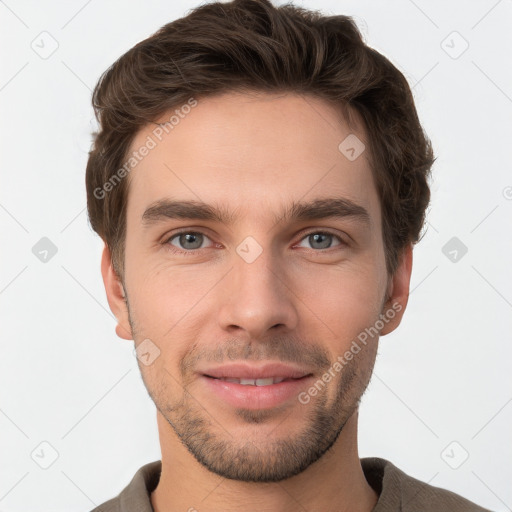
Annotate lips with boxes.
[207,376,300,386]
[200,374,313,410]
[200,362,311,381]
[198,362,314,410]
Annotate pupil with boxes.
[311,233,330,249]
[181,233,202,249]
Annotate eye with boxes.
[165,231,213,253]
[163,229,347,256]
[296,231,346,250]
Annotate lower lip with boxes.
[200,375,313,410]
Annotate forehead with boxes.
[125,91,380,225]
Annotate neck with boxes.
[151,409,378,512]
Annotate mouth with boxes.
[198,364,314,410]
[203,375,307,386]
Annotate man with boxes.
[85,0,492,510]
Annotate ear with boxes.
[100,243,133,340]
[380,243,413,336]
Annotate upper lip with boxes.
[199,362,312,380]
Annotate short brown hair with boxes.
[86,0,435,279]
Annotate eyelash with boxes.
[162,229,348,256]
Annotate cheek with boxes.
[290,264,385,367]
[296,258,384,317]
[126,258,219,342]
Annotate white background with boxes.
[1,0,511,511]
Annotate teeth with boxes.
[217,377,288,386]
[255,378,274,386]
[240,378,256,385]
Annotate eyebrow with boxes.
[141,197,371,229]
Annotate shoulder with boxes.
[361,457,494,512]
[89,460,162,512]
[89,496,119,512]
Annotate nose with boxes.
[217,246,299,339]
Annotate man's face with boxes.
[109,92,405,482]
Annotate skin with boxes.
[101,91,413,512]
